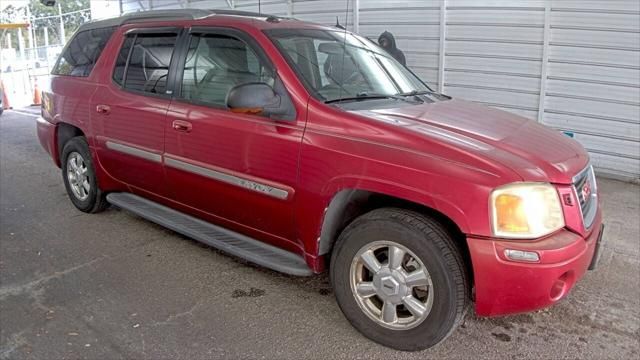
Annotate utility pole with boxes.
[17,28,25,60]
[17,28,26,93]
[58,2,65,44]
[31,23,38,56]
[25,6,34,62]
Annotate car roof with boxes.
[78,9,332,32]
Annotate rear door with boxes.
[91,28,181,196]
[163,27,305,245]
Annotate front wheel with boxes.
[330,208,469,351]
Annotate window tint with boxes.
[113,36,134,85]
[53,26,116,77]
[180,34,274,106]
[123,34,177,94]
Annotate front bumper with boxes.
[468,208,603,317]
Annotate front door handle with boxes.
[96,104,111,115]
[172,120,192,133]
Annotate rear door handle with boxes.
[96,104,111,115]
[172,120,192,133]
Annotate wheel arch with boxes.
[317,186,473,289]
[56,122,85,166]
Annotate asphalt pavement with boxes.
[1,108,639,359]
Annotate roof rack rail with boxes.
[78,9,213,32]
[121,9,213,25]
[211,9,267,17]
[77,9,285,33]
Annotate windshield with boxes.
[266,29,432,103]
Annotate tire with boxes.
[61,137,109,213]
[330,208,469,351]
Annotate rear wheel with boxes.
[330,208,469,351]
[61,137,109,213]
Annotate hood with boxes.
[353,99,589,184]
[378,31,397,50]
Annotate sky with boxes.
[1,1,121,12]
[1,1,29,11]
[1,0,120,20]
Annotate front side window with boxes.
[180,33,274,107]
[115,33,178,94]
[53,26,116,77]
[267,29,431,103]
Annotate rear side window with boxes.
[52,26,116,77]
[113,33,178,94]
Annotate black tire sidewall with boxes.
[61,137,100,213]
[331,213,462,351]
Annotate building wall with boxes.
[119,0,640,181]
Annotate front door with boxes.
[164,28,305,245]
[92,28,180,196]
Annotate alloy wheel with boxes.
[349,240,434,330]
[66,152,90,201]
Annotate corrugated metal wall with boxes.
[544,1,640,180]
[120,0,640,181]
[120,0,232,13]
[358,1,441,88]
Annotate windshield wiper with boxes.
[397,89,451,102]
[325,92,415,104]
[396,90,436,97]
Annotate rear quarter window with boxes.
[52,26,116,77]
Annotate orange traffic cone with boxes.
[0,79,12,109]
[32,79,42,106]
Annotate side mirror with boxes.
[226,82,292,120]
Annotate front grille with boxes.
[572,165,598,229]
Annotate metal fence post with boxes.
[537,0,551,123]
[437,0,447,93]
[353,0,359,33]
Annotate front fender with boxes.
[295,174,472,273]
[322,175,470,234]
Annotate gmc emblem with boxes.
[581,180,592,200]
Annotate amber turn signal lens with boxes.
[495,194,529,233]
[490,182,565,239]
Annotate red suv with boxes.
[37,10,604,351]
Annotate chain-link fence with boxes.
[1,5,90,108]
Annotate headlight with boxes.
[490,182,565,239]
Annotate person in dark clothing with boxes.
[378,31,406,66]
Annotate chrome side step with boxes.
[106,193,313,276]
